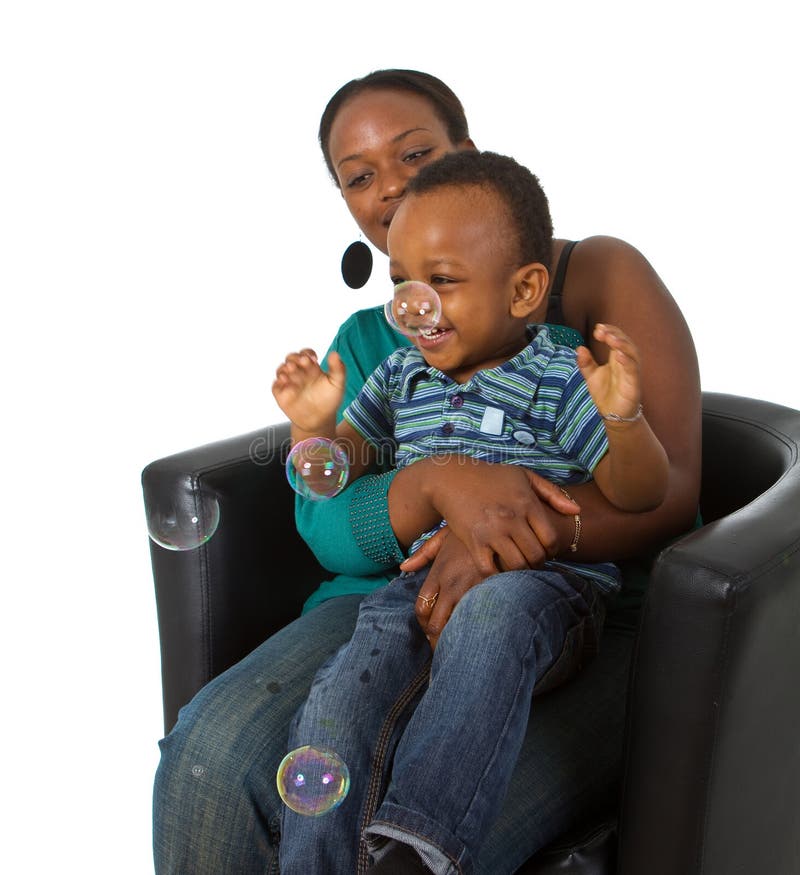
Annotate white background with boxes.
[2,1,797,871]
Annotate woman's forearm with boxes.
[565,463,698,562]
[296,469,406,574]
[386,458,447,550]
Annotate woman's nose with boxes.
[378,166,410,200]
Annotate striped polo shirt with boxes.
[343,325,621,594]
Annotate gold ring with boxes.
[416,593,439,609]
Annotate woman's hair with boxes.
[407,150,554,269]
[319,69,470,185]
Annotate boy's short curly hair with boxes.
[406,150,553,269]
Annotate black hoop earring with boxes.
[341,240,373,289]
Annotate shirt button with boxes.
[451,394,464,409]
[441,422,455,436]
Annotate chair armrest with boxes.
[618,394,800,875]
[142,422,325,733]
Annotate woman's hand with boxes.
[414,461,579,576]
[400,466,581,577]
[441,465,567,574]
[413,528,485,650]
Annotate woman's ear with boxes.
[510,263,549,318]
[457,137,478,152]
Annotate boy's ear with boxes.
[510,263,549,318]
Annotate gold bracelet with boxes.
[558,487,582,553]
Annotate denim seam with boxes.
[356,659,432,874]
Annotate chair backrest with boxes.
[699,392,793,524]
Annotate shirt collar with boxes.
[395,325,556,401]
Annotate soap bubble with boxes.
[276,745,350,816]
[384,281,442,337]
[147,487,220,551]
[286,437,349,501]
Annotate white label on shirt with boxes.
[479,406,505,435]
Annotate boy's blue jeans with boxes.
[278,568,606,875]
[153,572,632,875]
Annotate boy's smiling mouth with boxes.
[417,326,452,347]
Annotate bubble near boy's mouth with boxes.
[384,281,443,338]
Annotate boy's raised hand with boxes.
[576,323,643,421]
[272,349,347,433]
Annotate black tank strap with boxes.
[546,240,579,325]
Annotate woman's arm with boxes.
[295,470,406,577]
[565,236,701,548]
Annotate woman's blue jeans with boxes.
[153,573,633,875]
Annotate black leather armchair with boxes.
[143,392,800,874]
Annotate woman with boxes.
[153,69,701,874]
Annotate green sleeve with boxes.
[294,470,406,575]
[294,308,408,576]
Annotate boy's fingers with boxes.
[575,345,598,379]
[325,350,347,385]
[283,349,319,369]
[595,324,639,359]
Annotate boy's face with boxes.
[388,185,534,384]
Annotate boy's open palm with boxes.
[576,323,642,420]
[272,349,347,432]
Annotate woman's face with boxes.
[327,89,472,254]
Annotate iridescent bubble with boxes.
[276,745,350,816]
[286,437,349,501]
[384,281,442,337]
[146,487,220,551]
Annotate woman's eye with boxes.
[403,148,434,164]
[346,172,371,189]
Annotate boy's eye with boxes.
[430,275,454,285]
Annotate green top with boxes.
[294,304,690,633]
